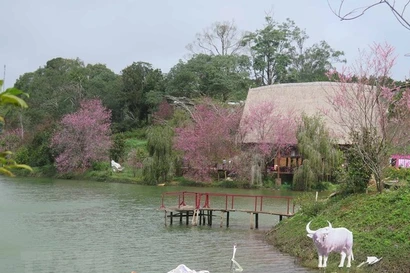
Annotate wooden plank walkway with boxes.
[159,191,295,229]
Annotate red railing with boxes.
[160,191,295,215]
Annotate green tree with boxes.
[243,17,296,85]
[143,125,174,184]
[14,58,123,134]
[166,54,252,101]
[287,40,345,83]
[243,17,345,85]
[121,62,165,128]
[337,137,372,194]
[293,115,342,191]
[109,133,126,162]
[15,58,86,122]
[81,63,123,127]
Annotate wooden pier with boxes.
[159,191,295,229]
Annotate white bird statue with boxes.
[357,256,382,267]
[230,244,243,272]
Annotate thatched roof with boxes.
[241,81,356,145]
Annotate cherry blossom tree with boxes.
[326,42,410,192]
[241,101,297,162]
[238,101,298,185]
[50,99,112,173]
[174,99,242,181]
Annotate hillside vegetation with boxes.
[267,188,410,272]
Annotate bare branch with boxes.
[186,20,245,56]
[328,0,410,30]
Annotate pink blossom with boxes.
[50,99,112,173]
[174,100,242,181]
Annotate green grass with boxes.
[125,138,147,149]
[266,187,410,272]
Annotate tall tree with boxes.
[121,62,165,128]
[50,99,112,173]
[326,42,410,192]
[14,58,86,131]
[287,40,346,83]
[293,115,342,191]
[186,20,245,56]
[243,17,296,85]
[166,54,252,101]
[82,63,123,126]
[243,17,344,85]
[14,58,122,133]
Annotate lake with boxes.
[0,177,317,273]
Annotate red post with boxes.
[203,193,210,208]
[160,194,165,208]
[181,192,186,207]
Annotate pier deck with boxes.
[159,191,295,229]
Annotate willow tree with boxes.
[143,125,174,185]
[293,115,342,191]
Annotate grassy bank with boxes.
[266,188,410,272]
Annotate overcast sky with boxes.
[2,0,410,88]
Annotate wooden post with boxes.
[186,211,189,225]
[179,212,182,224]
[277,150,281,179]
[170,212,173,225]
[226,211,230,227]
[255,213,259,229]
[279,215,283,222]
[192,209,199,226]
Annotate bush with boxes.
[92,161,110,171]
[384,167,410,182]
[110,133,126,162]
[337,148,371,194]
[85,170,110,181]
[313,181,338,191]
[295,193,329,217]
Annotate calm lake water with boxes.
[0,177,317,273]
